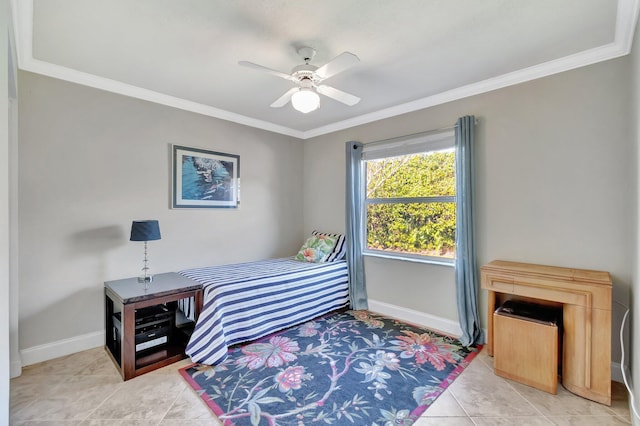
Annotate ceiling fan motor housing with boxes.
[291,64,318,82]
[292,47,319,82]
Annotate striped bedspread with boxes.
[179,257,349,365]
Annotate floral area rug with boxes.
[179,310,480,426]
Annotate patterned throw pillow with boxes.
[295,235,338,263]
[312,230,346,261]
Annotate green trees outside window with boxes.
[365,149,456,259]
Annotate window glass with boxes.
[364,145,456,262]
[366,150,455,198]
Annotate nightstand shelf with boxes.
[104,272,203,380]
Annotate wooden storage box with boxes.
[493,301,559,394]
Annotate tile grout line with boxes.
[446,387,472,419]
[159,380,191,423]
[468,353,554,422]
[79,374,126,422]
[501,373,551,419]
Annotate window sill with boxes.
[363,251,455,267]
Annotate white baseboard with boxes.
[612,362,624,384]
[367,299,463,337]
[19,330,105,367]
[10,359,22,378]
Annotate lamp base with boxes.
[138,275,153,290]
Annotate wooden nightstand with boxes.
[104,272,203,380]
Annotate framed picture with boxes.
[172,145,240,209]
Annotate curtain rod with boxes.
[363,118,478,148]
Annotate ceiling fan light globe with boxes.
[291,89,320,113]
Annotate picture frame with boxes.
[172,145,240,209]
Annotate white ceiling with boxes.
[11,0,640,139]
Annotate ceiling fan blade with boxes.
[316,85,360,106]
[238,61,296,81]
[270,87,299,108]
[314,52,360,80]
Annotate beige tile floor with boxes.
[10,346,632,425]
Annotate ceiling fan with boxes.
[239,47,361,113]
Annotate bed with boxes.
[178,231,350,365]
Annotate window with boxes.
[363,130,456,264]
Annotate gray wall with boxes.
[17,71,304,351]
[304,56,632,363]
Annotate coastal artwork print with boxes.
[172,145,240,208]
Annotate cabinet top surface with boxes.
[105,272,202,303]
[481,260,611,286]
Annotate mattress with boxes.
[179,257,349,365]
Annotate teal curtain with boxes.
[345,141,368,309]
[455,116,484,346]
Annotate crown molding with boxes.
[301,40,630,139]
[617,0,640,50]
[25,58,306,138]
[11,0,640,140]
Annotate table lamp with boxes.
[130,220,161,288]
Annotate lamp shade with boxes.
[130,220,161,241]
[291,89,320,113]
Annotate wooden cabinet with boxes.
[481,260,612,405]
[104,272,203,380]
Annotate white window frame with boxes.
[362,130,456,266]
